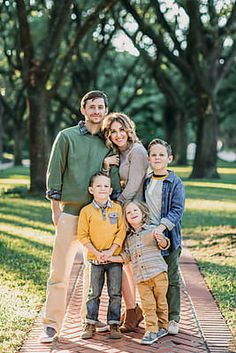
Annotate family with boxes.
[40,90,185,346]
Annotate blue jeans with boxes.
[86,262,122,325]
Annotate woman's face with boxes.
[110,121,128,150]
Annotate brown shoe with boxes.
[120,304,144,333]
[81,323,95,339]
[109,324,122,339]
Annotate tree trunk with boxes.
[190,94,219,178]
[13,127,24,166]
[163,105,187,165]
[175,112,187,165]
[28,86,49,192]
[0,101,3,161]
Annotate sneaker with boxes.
[39,326,57,343]
[140,331,158,345]
[157,328,168,339]
[81,323,95,339]
[95,320,109,332]
[168,320,179,335]
[109,324,122,339]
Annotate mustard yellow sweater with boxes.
[77,201,126,260]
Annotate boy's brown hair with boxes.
[148,138,172,156]
[89,171,111,187]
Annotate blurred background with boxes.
[0,0,236,190]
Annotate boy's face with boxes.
[89,175,112,203]
[125,202,143,229]
[80,97,108,126]
[148,144,173,174]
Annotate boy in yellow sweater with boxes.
[78,172,126,340]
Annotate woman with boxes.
[102,112,149,332]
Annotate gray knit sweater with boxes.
[117,142,148,203]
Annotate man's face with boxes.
[80,97,108,125]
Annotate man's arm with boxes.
[46,131,68,201]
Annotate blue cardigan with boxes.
[144,170,185,256]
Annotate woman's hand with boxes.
[103,155,120,170]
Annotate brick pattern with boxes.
[19,248,235,353]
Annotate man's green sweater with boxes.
[46,122,120,215]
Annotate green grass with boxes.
[0,167,54,353]
[0,162,235,352]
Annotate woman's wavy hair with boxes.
[123,200,150,232]
[102,112,140,152]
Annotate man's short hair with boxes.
[81,90,108,109]
[89,171,111,187]
[148,138,172,156]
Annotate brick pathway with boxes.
[19,246,236,353]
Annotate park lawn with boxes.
[0,162,235,352]
[0,167,54,353]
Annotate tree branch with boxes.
[15,0,34,84]
[50,0,118,93]
[150,0,183,54]
[121,0,190,77]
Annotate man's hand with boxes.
[51,200,62,226]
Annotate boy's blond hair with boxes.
[148,138,172,156]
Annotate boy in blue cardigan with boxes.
[144,138,185,335]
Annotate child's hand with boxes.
[95,251,106,263]
[152,230,168,248]
[107,255,116,262]
[101,249,114,261]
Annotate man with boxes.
[40,90,120,343]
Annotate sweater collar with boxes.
[78,120,104,139]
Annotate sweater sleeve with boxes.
[118,144,148,203]
[77,207,91,245]
[160,179,185,230]
[46,131,68,200]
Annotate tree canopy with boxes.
[1,0,236,191]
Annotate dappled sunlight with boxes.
[0,223,54,245]
[218,167,236,175]
[0,214,54,233]
[185,181,236,190]
[0,178,29,185]
[185,198,236,211]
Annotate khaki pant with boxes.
[80,248,90,323]
[43,213,80,332]
[137,272,169,332]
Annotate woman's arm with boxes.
[118,144,148,203]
